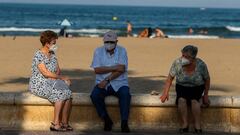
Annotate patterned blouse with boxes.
[169,57,210,87]
[29,50,71,102]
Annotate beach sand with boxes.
[0,36,239,96]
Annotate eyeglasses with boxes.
[104,41,116,44]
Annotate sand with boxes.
[0,36,239,96]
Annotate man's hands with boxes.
[97,80,109,89]
[94,64,125,74]
[113,65,125,73]
[95,64,125,89]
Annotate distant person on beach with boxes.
[126,20,133,37]
[59,26,68,37]
[188,28,194,34]
[199,30,208,35]
[29,30,73,132]
[138,28,148,38]
[160,45,210,134]
[147,27,153,37]
[138,27,153,38]
[155,27,167,38]
[90,31,131,133]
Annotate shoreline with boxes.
[0,34,237,39]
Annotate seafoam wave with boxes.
[226,26,240,32]
[0,27,112,34]
[0,27,224,39]
[134,33,219,39]
[67,29,111,34]
[78,34,100,37]
[168,35,219,39]
[0,27,59,32]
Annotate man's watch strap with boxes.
[104,78,110,83]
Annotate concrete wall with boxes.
[0,92,239,132]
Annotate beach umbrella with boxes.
[60,19,71,27]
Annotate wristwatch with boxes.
[104,78,110,83]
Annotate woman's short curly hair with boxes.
[40,30,58,46]
[181,45,198,59]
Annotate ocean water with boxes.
[0,3,240,38]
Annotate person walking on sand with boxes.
[90,31,131,133]
[126,20,133,37]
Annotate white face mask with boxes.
[181,57,191,66]
[49,44,58,52]
[104,43,116,51]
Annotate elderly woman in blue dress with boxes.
[160,45,210,133]
[29,30,73,131]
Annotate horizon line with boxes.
[0,2,240,9]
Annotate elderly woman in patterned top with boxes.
[29,30,73,131]
[160,45,210,133]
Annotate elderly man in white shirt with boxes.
[90,31,131,133]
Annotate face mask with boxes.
[104,43,116,51]
[49,44,58,52]
[181,57,190,66]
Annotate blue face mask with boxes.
[104,43,116,51]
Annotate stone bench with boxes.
[0,92,240,133]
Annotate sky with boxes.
[0,0,240,9]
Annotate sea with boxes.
[0,3,240,38]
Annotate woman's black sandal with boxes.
[194,128,202,134]
[179,127,189,133]
[62,123,73,131]
[50,122,67,132]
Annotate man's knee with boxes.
[118,86,131,98]
[90,87,104,101]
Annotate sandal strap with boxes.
[66,125,73,129]
[50,122,67,131]
[61,123,73,130]
[51,122,62,126]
